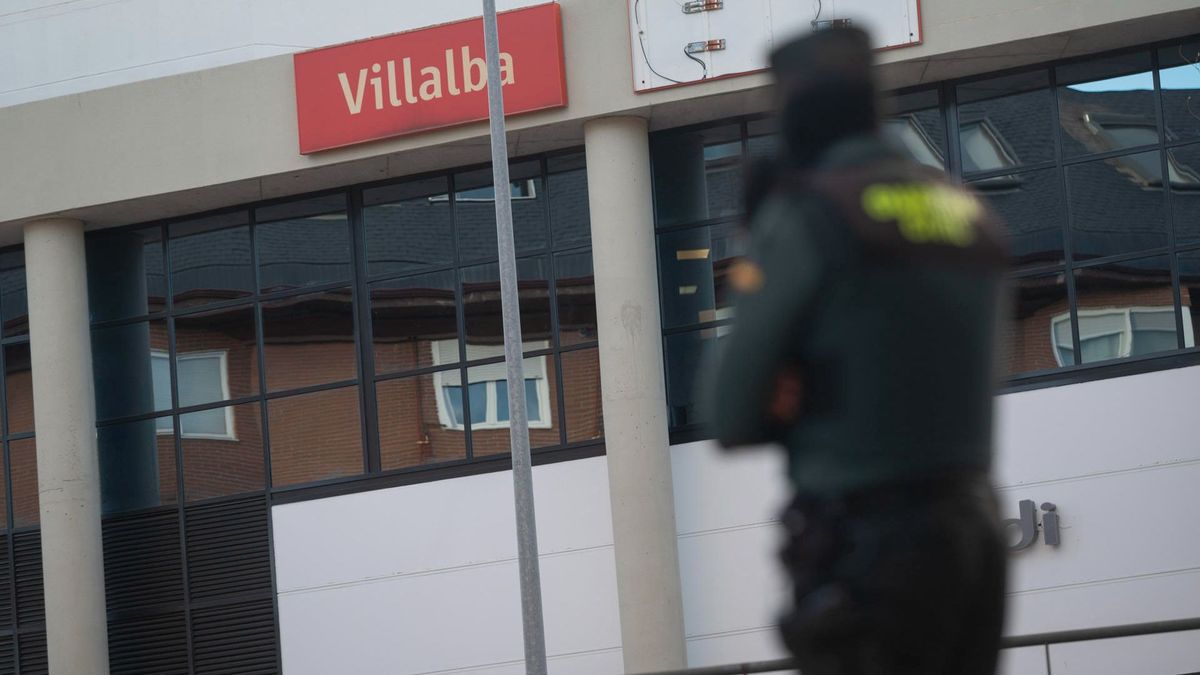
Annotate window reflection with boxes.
[261,288,357,392]
[971,168,1064,269]
[169,213,253,308]
[174,305,259,402]
[555,251,597,347]
[883,89,946,171]
[1158,41,1200,144]
[87,227,165,321]
[453,161,546,262]
[548,154,592,248]
[97,414,177,513]
[255,196,351,293]
[1004,273,1072,374]
[1067,255,1180,365]
[377,373,467,470]
[1176,249,1200,349]
[10,438,38,527]
[268,386,363,487]
[92,319,170,421]
[0,250,28,338]
[665,328,722,428]
[958,70,1054,171]
[371,270,458,376]
[462,360,559,456]
[181,402,264,501]
[1067,152,1168,260]
[561,348,603,444]
[1058,53,1157,159]
[461,258,552,351]
[1170,144,1200,246]
[5,343,33,435]
[658,223,743,330]
[364,178,453,278]
[652,124,743,227]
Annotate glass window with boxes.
[1067,152,1168,260]
[371,270,458,376]
[1057,52,1157,159]
[173,304,259,400]
[181,401,264,501]
[150,352,234,438]
[92,319,170,421]
[1178,248,1200,348]
[1068,255,1178,364]
[97,414,178,512]
[255,196,351,293]
[169,212,253,308]
[1159,41,1200,144]
[1004,272,1072,374]
[10,438,38,527]
[4,343,33,435]
[548,153,592,248]
[970,168,1064,269]
[462,360,558,456]
[261,288,357,392]
[268,386,363,487]
[87,227,165,321]
[376,373,467,470]
[658,224,742,330]
[958,70,1055,171]
[555,250,597,347]
[0,250,28,338]
[665,328,724,428]
[883,89,946,170]
[561,348,602,444]
[1170,144,1200,246]
[652,124,743,227]
[461,257,552,351]
[453,161,546,262]
[363,177,454,278]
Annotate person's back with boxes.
[710,27,1009,675]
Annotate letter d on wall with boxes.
[1003,499,1039,551]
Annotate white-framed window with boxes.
[428,179,538,203]
[431,340,552,430]
[883,115,945,170]
[150,350,236,439]
[1051,306,1195,366]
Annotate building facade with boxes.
[2,1,1200,673]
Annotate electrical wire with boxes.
[634,0,707,85]
[683,47,709,80]
[1181,45,1200,124]
[814,0,822,22]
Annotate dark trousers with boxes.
[778,476,1007,675]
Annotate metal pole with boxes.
[480,2,549,673]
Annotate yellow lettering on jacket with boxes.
[861,183,981,247]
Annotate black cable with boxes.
[683,47,708,80]
[635,0,703,85]
[814,0,822,22]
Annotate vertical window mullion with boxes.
[347,188,379,474]
[1151,48,1188,349]
[1049,66,1084,364]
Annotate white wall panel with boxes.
[1048,629,1200,675]
[273,456,620,675]
[998,646,1049,675]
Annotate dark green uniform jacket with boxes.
[711,134,1007,496]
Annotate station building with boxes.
[1,0,1200,673]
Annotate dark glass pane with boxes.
[92,319,169,421]
[548,153,591,248]
[10,438,38,527]
[255,196,351,292]
[5,343,33,434]
[957,70,1054,172]
[174,304,259,402]
[1068,152,1168,260]
[268,386,363,487]
[652,124,743,227]
[1072,255,1178,364]
[658,224,742,329]
[1159,41,1200,144]
[0,445,6,530]
[1004,272,1072,374]
[555,251,596,347]
[454,161,546,262]
[364,177,454,277]
[1169,144,1200,246]
[665,328,723,428]
[86,226,165,321]
[182,401,264,501]
[464,358,558,456]
[261,288,357,392]
[97,414,178,513]
[377,373,467,470]
[0,249,28,338]
[169,212,253,308]
[1057,53,1157,159]
[462,257,552,354]
[970,168,1064,269]
[883,88,946,171]
[561,348,603,444]
[371,270,458,376]
[1178,249,1200,349]
[747,117,780,161]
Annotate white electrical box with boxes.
[629,0,921,92]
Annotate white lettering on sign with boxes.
[337,47,514,115]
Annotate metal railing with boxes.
[635,617,1200,675]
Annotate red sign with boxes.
[293,3,567,154]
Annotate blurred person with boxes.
[711,27,1010,675]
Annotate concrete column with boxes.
[24,218,111,675]
[585,116,687,673]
